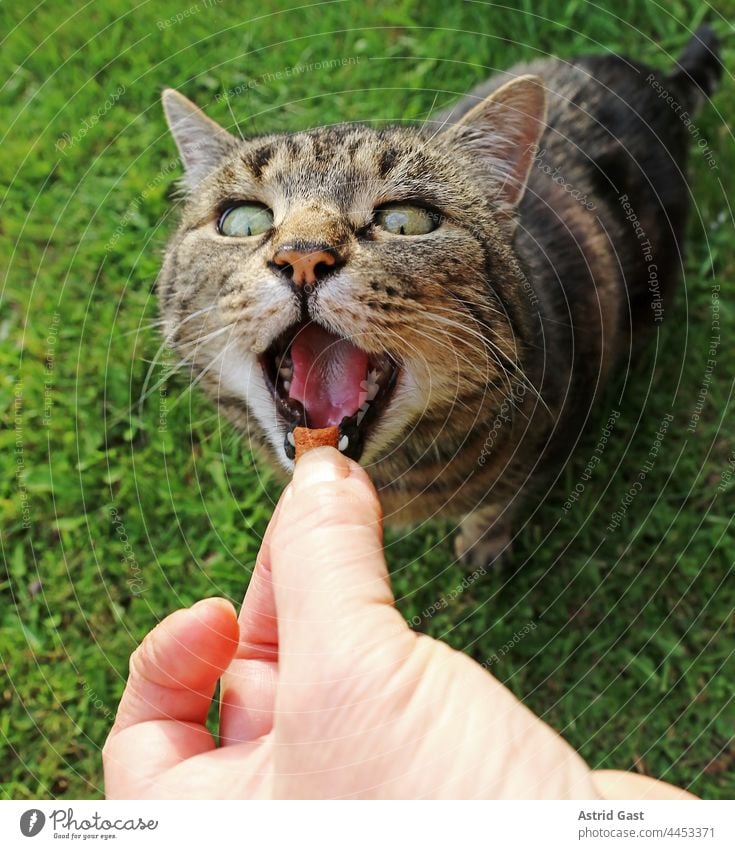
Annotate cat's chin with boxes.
[258,319,399,463]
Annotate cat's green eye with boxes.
[218,203,274,237]
[374,204,440,236]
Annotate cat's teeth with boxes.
[357,408,368,426]
[283,380,291,391]
[287,431,295,447]
[280,366,293,379]
[359,371,380,402]
[338,434,349,452]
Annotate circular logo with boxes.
[20,810,46,837]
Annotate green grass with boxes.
[1,0,734,799]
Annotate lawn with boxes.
[1,0,733,800]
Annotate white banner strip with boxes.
[1,800,734,847]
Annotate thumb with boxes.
[268,447,410,682]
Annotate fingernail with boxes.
[293,446,350,490]
[191,597,234,616]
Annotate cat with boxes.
[158,26,721,567]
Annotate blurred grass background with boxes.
[1,0,733,799]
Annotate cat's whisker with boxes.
[392,315,503,393]
[174,322,238,354]
[225,96,246,141]
[430,301,535,389]
[135,321,237,417]
[176,409,238,441]
[121,318,168,337]
[419,97,457,146]
[418,312,517,388]
[417,319,528,421]
[425,309,549,416]
[441,287,511,323]
[165,304,220,341]
[426,306,522,390]
[378,327,474,425]
[103,353,200,432]
[162,316,246,413]
[124,304,219,339]
[165,340,238,414]
[378,316,484,366]
[381,325,497,420]
[134,336,188,419]
[424,330,512,410]
[406,323,498,385]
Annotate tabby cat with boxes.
[158,27,721,566]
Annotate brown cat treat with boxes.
[293,425,339,462]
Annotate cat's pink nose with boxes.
[272,245,337,288]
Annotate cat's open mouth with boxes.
[259,321,399,462]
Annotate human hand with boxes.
[103,448,683,799]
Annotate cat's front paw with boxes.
[454,525,513,569]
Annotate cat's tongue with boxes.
[289,324,369,427]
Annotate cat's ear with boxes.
[450,75,547,209]
[161,88,237,190]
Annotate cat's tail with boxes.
[666,24,723,114]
